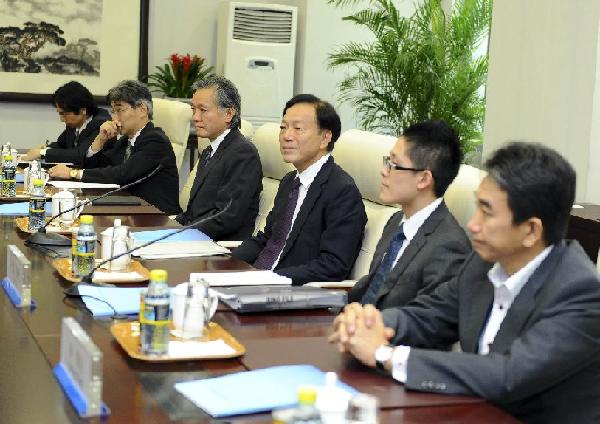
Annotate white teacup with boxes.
[100,225,133,271]
[51,189,85,225]
[172,281,218,339]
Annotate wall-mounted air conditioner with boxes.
[217,1,298,126]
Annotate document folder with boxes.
[212,285,347,313]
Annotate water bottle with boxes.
[1,154,16,197]
[28,178,46,231]
[72,215,96,277]
[275,386,322,424]
[140,269,171,355]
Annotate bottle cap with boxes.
[297,385,317,405]
[80,215,93,224]
[150,269,168,282]
[4,154,13,161]
[114,218,121,227]
[33,178,44,186]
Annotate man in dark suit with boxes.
[23,81,110,166]
[48,80,181,215]
[233,94,367,285]
[176,76,262,241]
[330,143,600,423]
[348,121,470,309]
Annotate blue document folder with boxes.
[174,365,357,417]
[132,228,211,243]
[0,201,51,215]
[78,285,145,317]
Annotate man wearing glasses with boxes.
[49,80,181,215]
[347,120,470,309]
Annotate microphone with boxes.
[64,200,232,296]
[27,163,163,246]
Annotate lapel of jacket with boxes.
[279,156,334,259]
[489,242,565,353]
[463,270,495,353]
[374,202,450,301]
[189,129,238,203]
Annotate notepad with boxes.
[132,228,211,244]
[77,285,145,317]
[174,365,357,417]
[189,270,292,287]
[0,202,51,216]
[48,181,119,189]
[133,241,229,259]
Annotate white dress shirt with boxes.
[271,153,331,269]
[208,128,231,158]
[390,244,554,383]
[391,198,443,268]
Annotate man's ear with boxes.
[416,169,434,192]
[319,129,332,151]
[521,217,544,248]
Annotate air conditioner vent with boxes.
[233,7,293,43]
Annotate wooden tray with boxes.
[111,321,245,362]
[15,216,79,234]
[51,258,150,284]
[0,188,52,201]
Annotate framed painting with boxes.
[0,0,149,103]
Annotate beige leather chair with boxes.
[152,98,192,170]
[444,164,487,230]
[178,119,255,210]
[333,129,400,280]
[251,123,295,234]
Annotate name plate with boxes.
[52,317,110,417]
[2,245,31,307]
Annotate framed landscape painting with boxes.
[0,0,148,102]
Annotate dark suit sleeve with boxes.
[276,182,366,284]
[195,145,262,239]
[418,237,471,297]
[82,135,163,185]
[232,176,285,263]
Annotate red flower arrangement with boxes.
[147,53,215,98]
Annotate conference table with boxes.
[0,193,520,423]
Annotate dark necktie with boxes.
[199,146,213,169]
[361,224,406,305]
[124,142,133,161]
[73,130,80,147]
[254,177,301,270]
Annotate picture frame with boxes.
[0,0,149,103]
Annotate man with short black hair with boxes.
[233,94,367,285]
[176,76,262,241]
[48,80,181,215]
[24,81,110,165]
[331,142,600,423]
[348,120,471,309]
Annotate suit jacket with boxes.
[348,202,471,309]
[45,108,111,166]
[82,122,181,215]
[382,240,600,424]
[234,157,367,285]
[176,129,262,241]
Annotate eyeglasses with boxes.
[110,106,132,115]
[382,156,426,173]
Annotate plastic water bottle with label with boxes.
[28,178,46,231]
[1,154,16,197]
[140,269,171,355]
[72,215,96,277]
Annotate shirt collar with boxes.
[296,154,330,188]
[488,245,554,297]
[76,115,93,135]
[401,198,443,242]
[128,122,149,146]
[209,128,231,154]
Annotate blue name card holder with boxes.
[2,245,35,308]
[52,317,110,418]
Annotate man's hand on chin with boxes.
[48,164,71,179]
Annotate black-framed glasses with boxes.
[383,156,426,173]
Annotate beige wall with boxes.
[483,0,600,202]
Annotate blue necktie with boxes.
[361,224,406,305]
[254,177,301,270]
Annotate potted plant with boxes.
[327,0,492,157]
[146,53,215,100]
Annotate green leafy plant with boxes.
[327,0,492,155]
[146,53,215,98]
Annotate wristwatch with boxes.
[69,169,79,180]
[375,344,394,371]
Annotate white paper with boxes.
[91,270,143,283]
[133,241,229,259]
[168,339,235,358]
[190,270,292,287]
[48,181,120,189]
[572,204,583,209]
